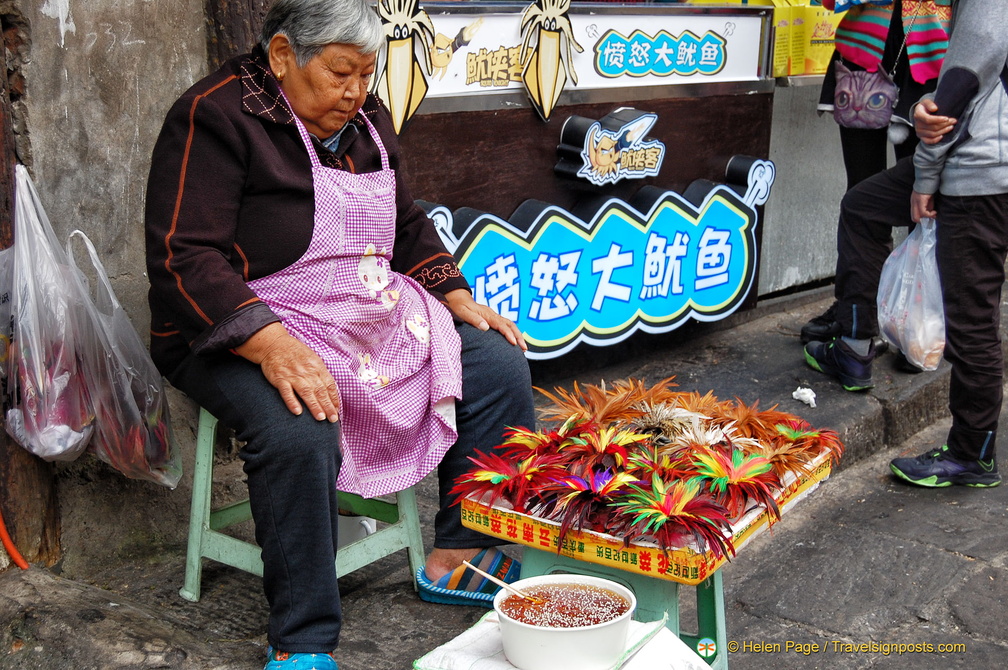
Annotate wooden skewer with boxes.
[462,559,543,604]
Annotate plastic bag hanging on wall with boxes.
[4,165,94,461]
[66,231,182,489]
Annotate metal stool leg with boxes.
[180,407,426,600]
[396,486,425,590]
[179,407,218,602]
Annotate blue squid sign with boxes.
[425,157,775,359]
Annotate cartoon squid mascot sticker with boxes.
[520,0,583,121]
[430,18,484,80]
[580,113,662,185]
[373,0,435,134]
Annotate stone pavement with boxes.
[1,287,1006,670]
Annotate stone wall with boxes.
[13,0,207,575]
[20,0,206,320]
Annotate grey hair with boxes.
[260,0,384,65]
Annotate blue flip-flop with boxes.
[416,547,521,607]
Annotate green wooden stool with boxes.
[520,548,728,669]
[180,407,426,602]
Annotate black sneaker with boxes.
[800,302,840,343]
[890,445,1001,488]
[804,338,875,391]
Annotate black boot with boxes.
[800,302,840,343]
[800,301,889,354]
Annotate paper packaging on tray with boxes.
[461,449,832,586]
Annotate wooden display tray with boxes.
[461,449,833,585]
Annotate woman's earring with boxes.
[276,72,285,82]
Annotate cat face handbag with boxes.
[833,2,923,130]
[833,60,899,130]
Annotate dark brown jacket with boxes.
[145,47,467,375]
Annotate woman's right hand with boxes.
[236,322,341,422]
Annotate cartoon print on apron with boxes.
[247,107,462,498]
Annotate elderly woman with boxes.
[144,1,534,667]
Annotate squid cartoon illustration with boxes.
[520,0,584,121]
[430,18,484,80]
[580,114,659,185]
[373,0,435,134]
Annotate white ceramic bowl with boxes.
[493,574,636,670]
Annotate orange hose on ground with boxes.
[0,505,29,569]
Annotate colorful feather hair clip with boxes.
[450,449,569,513]
[663,414,728,456]
[557,424,650,472]
[626,442,694,483]
[774,420,845,465]
[672,390,730,419]
[536,376,679,426]
[709,398,790,446]
[629,402,708,448]
[535,467,638,540]
[687,444,782,522]
[743,434,819,480]
[613,475,735,561]
[497,416,591,460]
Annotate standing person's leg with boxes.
[839,125,890,191]
[833,157,917,338]
[418,323,534,604]
[890,193,1008,487]
[892,133,920,163]
[805,158,916,390]
[169,353,345,656]
[802,127,894,343]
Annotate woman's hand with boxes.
[444,288,527,351]
[236,322,341,421]
[914,99,956,146]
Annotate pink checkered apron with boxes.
[246,111,462,498]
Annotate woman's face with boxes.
[271,37,377,139]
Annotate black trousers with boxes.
[838,124,918,191]
[834,156,1008,461]
[169,323,535,653]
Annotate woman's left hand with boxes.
[445,288,527,351]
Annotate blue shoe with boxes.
[804,338,875,391]
[890,445,1001,488]
[416,547,521,607]
[265,647,338,669]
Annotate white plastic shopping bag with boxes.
[5,165,94,460]
[876,217,945,371]
[66,230,181,488]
